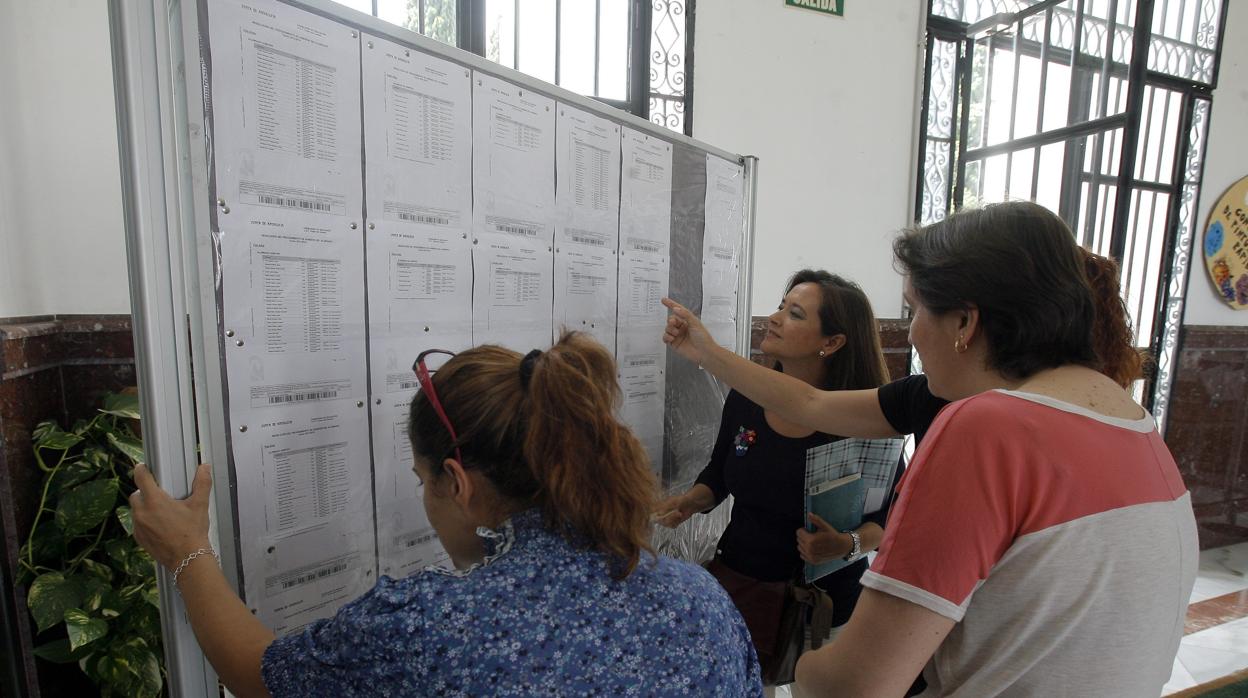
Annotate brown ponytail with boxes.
[408,331,657,579]
[1080,249,1148,388]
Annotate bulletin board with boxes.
[108,0,755,693]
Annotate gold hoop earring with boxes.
[954,337,968,353]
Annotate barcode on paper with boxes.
[279,561,349,590]
[401,531,439,549]
[256,194,333,212]
[496,223,538,237]
[267,390,338,405]
[398,212,450,226]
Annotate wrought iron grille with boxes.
[336,0,694,133]
[932,0,1222,85]
[650,0,693,135]
[481,0,630,103]
[917,0,1227,433]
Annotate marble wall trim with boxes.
[1164,325,1248,550]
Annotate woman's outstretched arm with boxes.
[130,463,275,698]
[662,298,898,438]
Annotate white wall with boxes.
[1181,3,1248,327]
[0,0,131,318]
[0,25,21,318]
[0,0,28,318]
[692,2,923,318]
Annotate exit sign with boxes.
[786,0,843,16]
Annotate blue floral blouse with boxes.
[261,509,763,696]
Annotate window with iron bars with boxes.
[332,0,695,136]
[916,0,1228,434]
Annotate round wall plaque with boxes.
[1202,175,1248,310]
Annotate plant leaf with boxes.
[123,548,155,579]
[81,575,112,613]
[55,479,120,537]
[32,421,59,443]
[106,539,155,580]
[21,520,66,571]
[88,654,117,689]
[113,638,163,698]
[32,638,93,664]
[49,460,99,493]
[117,583,145,603]
[106,432,145,465]
[114,506,133,535]
[115,603,161,642]
[80,558,113,583]
[35,424,84,452]
[141,583,160,609]
[26,572,87,632]
[64,608,109,650]
[99,589,129,618]
[105,538,131,564]
[100,393,141,420]
[28,394,164,695]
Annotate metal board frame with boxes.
[109,0,758,694]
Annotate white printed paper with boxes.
[362,35,474,394]
[230,402,376,636]
[208,0,375,635]
[219,224,368,417]
[208,0,363,226]
[618,254,668,328]
[617,128,672,336]
[554,247,618,351]
[617,329,666,472]
[361,34,472,236]
[619,128,673,258]
[472,233,555,350]
[614,129,671,471]
[371,397,452,577]
[472,73,556,243]
[703,155,744,351]
[471,73,556,350]
[554,105,621,352]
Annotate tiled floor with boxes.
[775,542,1248,697]
[1163,542,1248,695]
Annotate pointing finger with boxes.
[661,297,695,321]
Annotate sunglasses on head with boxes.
[413,349,463,466]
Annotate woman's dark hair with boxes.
[1081,249,1148,387]
[780,269,889,391]
[408,331,656,579]
[893,201,1097,380]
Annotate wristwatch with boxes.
[843,530,862,561]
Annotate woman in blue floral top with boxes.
[129,331,762,697]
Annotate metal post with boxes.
[1109,0,1155,263]
[107,0,217,696]
[628,0,652,119]
[738,156,759,357]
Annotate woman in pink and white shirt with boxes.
[663,201,1197,697]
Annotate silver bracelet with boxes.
[171,547,220,587]
[842,530,862,561]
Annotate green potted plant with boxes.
[17,392,165,697]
